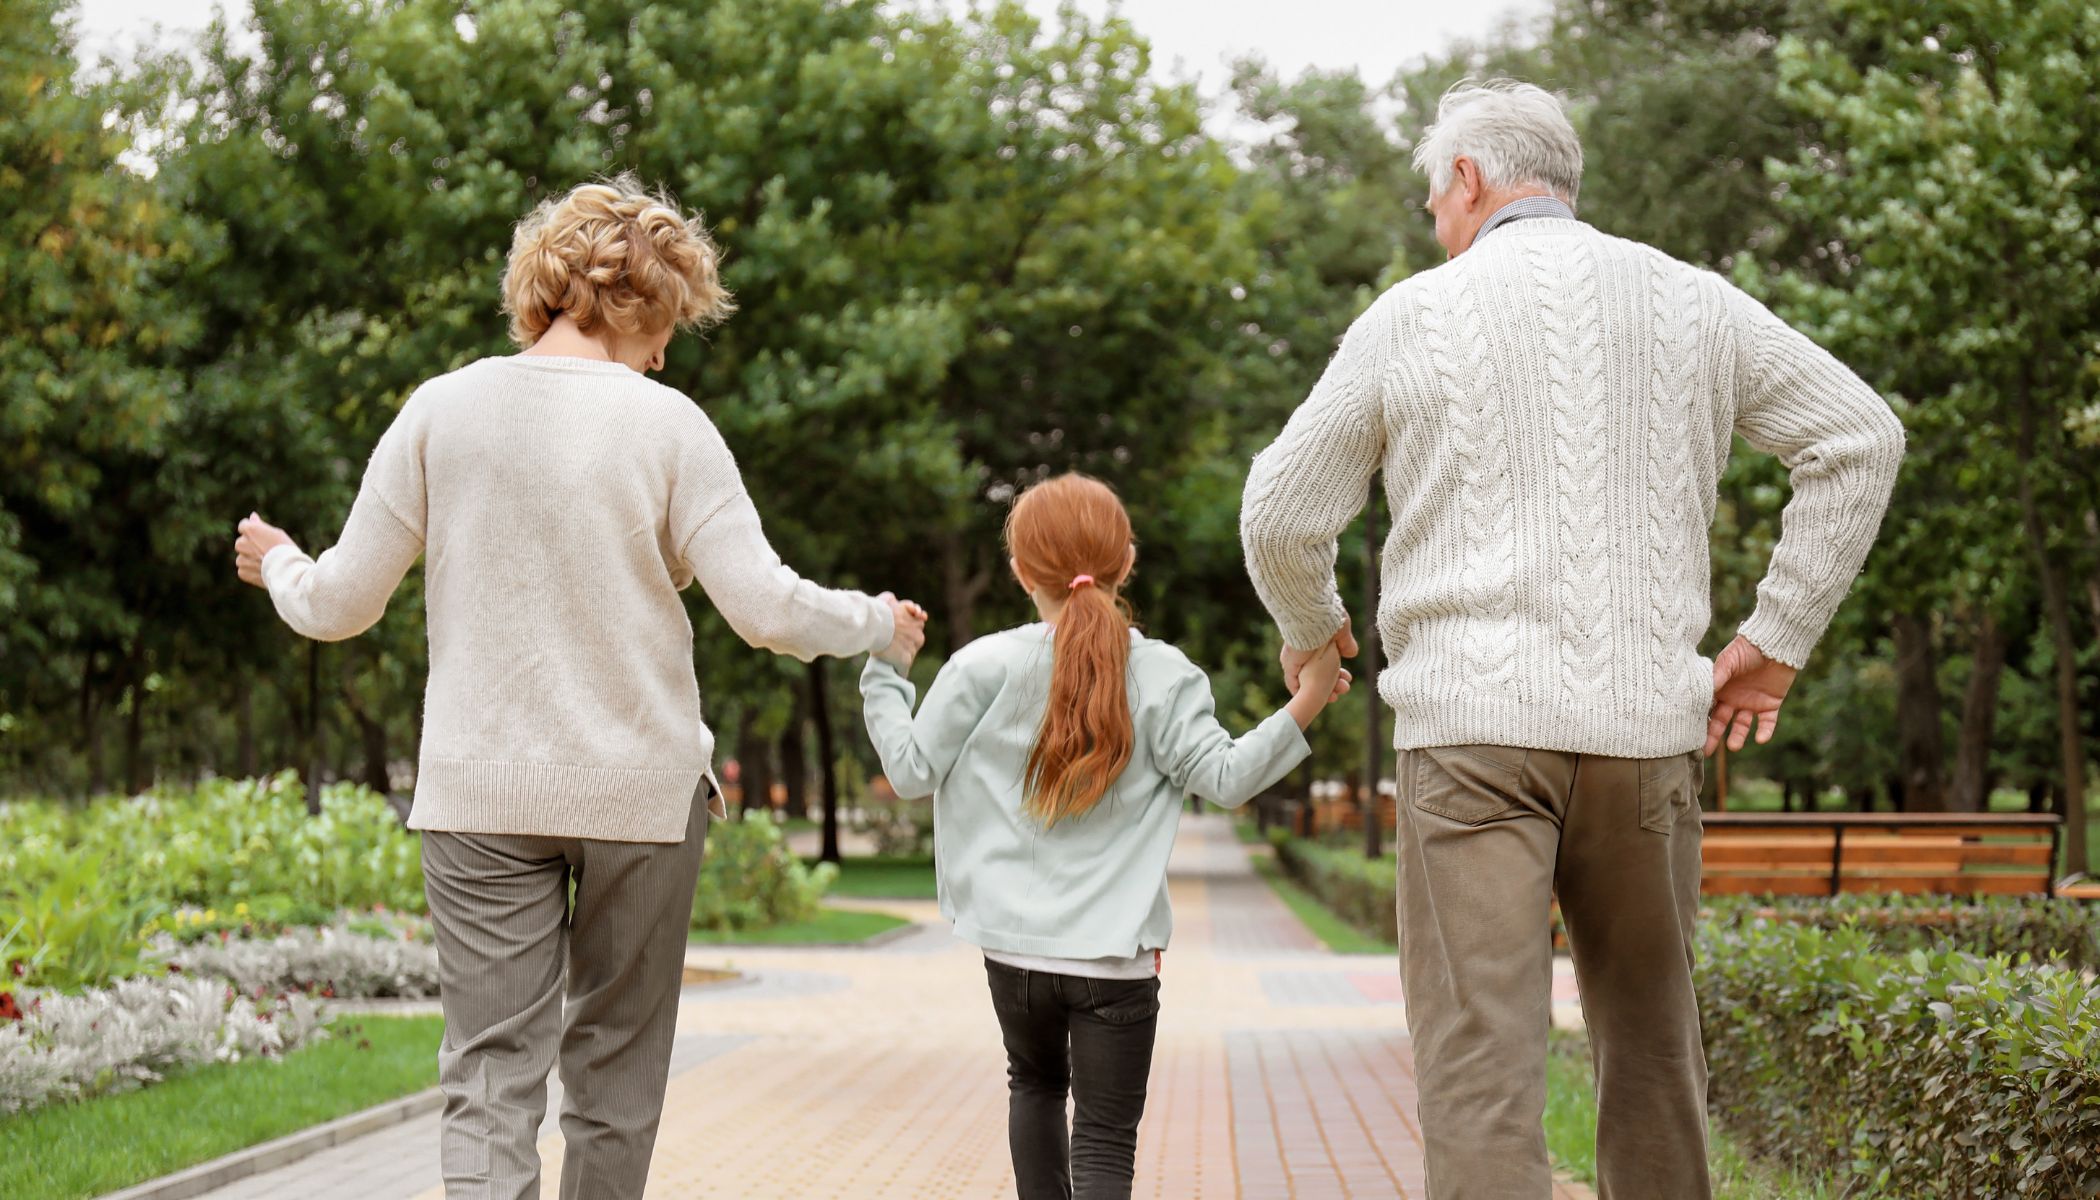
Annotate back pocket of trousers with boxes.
[1637,752,1702,834]
[1412,745,1526,826]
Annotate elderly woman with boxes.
[233,175,925,1199]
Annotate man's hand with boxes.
[234,513,295,589]
[877,593,929,669]
[1281,615,1360,693]
[1285,644,1352,730]
[1705,635,1797,756]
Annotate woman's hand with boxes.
[234,513,296,588]
[877,593,929,668]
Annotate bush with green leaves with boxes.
[1699,917,2100,1197]
[1271,833,1398,943]
[1703,893,2100,973]
[0,774,422,989]
[690,812,837,932]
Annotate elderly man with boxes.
[1240,80,1904,1197]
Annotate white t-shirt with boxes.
[983,947,1161,980]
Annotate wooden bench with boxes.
[1701,812,2064,897]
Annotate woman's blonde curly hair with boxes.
[500,173,736,349]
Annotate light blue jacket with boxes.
[860,624,1310,958]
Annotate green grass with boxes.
[818,856,938,899]
[688,906,911,945]
[1249,855,1397,955]
[1232,817,1268,845]
[3,1014,444,1200]
[1545,1031,1833,1200]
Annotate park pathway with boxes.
[193,815,1589,1199]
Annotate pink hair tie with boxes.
[1068,574,1095,591]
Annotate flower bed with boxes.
[0,976,326,1115]
[153,911,440,1000]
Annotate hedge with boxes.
[1270,833,1397,943]
[1699,918,2100,1197]
[1704,893,2100,973]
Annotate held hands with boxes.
[1280,614,1360,694]
[1285,643,1352,731]
[233,513,295,588]
[1705,635,1797,756]
[877,593,929,669]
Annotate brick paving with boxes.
[194,815,1592,1199]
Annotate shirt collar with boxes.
[1474,195,1579,243]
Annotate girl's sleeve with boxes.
[1149,658,1311,809]
[261,397,427,642]
[860,653,997,799]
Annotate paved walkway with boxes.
[196,815,1589,1199]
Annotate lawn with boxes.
[819,856,938,900]
[1249,854,1396,955]
[3,1014,444,1200]
[688,906,911,945]
[1544,1030,1832,1200]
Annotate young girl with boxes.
[860,473,1346,1200]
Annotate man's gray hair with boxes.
[1411,79,1583,205]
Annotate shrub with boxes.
[1272,834,1397,943]
[691,812,836,931]
[1703,893,2100,972]
[1698,917,2100,1197]
[0,976,328,1115]
[154,912,440,1000]
[852,794,934,858]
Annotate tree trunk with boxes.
[79,653,104,799]
[2083,508,2100,646]
[236,675,258,779]
[123,648,147,796]
[1891,611,1947,811]
[2016,387,2088,875]
[355,709,390,794]
[1950,611,2006,813]
[808,660,843,865]
[939,530,993,652]
[737,709,775,814]
[779,711,808,820]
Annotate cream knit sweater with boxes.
[1242,218,1905,758]
[261,355,894,842]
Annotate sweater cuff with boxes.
[865,596,897,657]
[1737,607,1819,671]
[1277,599,1349,655]
[259,542,309,590]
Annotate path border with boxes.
[101,1086,444,1200]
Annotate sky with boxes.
[69,0,1547,94]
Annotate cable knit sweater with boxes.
[1241,218,1905,758]
[260,354,894,842]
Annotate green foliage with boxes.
[689,811,836,932]
[0,774,422,988]
[1703,893,2100,973]
[1271,835,1398,944]
[1699,918,2100,1196]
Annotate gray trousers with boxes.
[1395,746,1711,1200]
[420,785,710,1200]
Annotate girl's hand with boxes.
[234,513,295,588]
[1285,644,1350,730]
[877,593,928,668]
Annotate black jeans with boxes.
[984,959,1161,1200]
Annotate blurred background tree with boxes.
[2,0,2094,871]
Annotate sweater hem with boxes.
[408,757,723,842]
[952,917,1169,961]
[1390,698,1707,760]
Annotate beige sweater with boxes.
[1242,218,1905,758]
[261,355,894,842]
